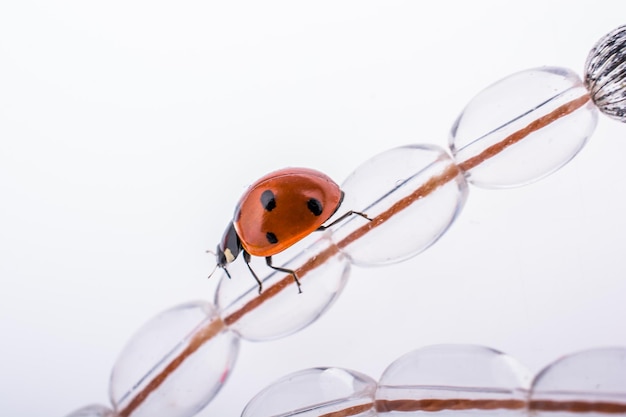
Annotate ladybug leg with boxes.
[265,256,302,294]
[243,251,264,294]
[317,210,371,231]
[223,267,232,279]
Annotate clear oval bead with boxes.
[242,367,377,417]
[450,67,598,188]
[330,144,467,266]
[65,404,118,417]
[585,25,626,121]
[529,347,626,417]
[376,344,531,417]
[216,235,350,341]
[109,301,239,417]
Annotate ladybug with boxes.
[213,167,370,293]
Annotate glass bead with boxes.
[376,344,531,417]
[449,67,598,188]
[330,144,468,266]
[242,367,378,417]
[109,301,239,417]
[65,404,118,417]
[529,347,626,417]
[585,25,626,122]
[216,235,351,341]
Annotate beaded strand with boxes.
[242,345,626,417]
[65,25,626,417]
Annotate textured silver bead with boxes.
[584,25,626,122]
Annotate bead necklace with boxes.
[62,25,626,417]
[242,344,626,417]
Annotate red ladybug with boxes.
[214,167,369,293]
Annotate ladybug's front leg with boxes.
[265,256,302,294]
[243,251,263,294]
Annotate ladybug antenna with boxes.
[206,249,219,279]
[206,249,233,280]
[207,263,219,279]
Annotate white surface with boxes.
[1,2,626,416]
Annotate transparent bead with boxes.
[585,25,626,122]
[330,144,467,266]
[376,344,531,417]
[450,67,598,188]
[242,367,377,417]
[109,301,239,417]
[65,404,118,417]
[529,347,626,417]
[216,235,350,341]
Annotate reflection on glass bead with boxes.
[376,344,531,417]
[217,235,350,341]
[529,347,626,417]
[65,404,118,417]
[242,367,377,417]
[109,301,239,417]
[450,67,598,188]
[331,144,467,266]
[585,25,626,122]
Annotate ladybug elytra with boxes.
[213,167,370,293]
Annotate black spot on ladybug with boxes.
[266,232,278,244]
[307,198,323,216]
[261,190,276,211]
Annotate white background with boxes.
[2,1,626,416]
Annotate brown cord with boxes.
[118,318,226,417]
[457,94,591,172]
[318,402,376,417]
[375,398,527,412]
[119,93,592,417]
[530,400,626,414]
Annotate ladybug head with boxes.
[216,221,242,275]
